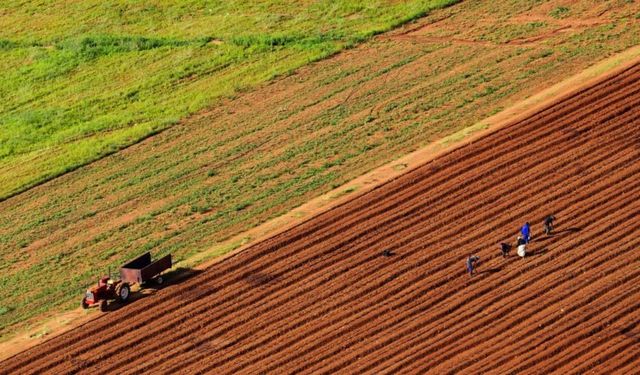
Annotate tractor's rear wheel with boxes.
[155,276,164,285]
[81,298,89,309]
[116,282,130,302]
[99,300,107,312]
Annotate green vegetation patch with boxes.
[0,0,461,200]
[550,6,570,19]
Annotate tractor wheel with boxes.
[81,298,89,309]
[116,282,130,302]
[155,276,164,285]
[99,300,107,312]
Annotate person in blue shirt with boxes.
[521,222,531,243]
[466,255,480,276]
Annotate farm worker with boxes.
[500,242,511,258]
[521,222,531,243]
[466,255,480,276]
[517,243,527,258]
[543,215,556,235]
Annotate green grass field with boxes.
[2,0,640,338]
[0,0,460,200]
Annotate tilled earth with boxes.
[2,63,640,374]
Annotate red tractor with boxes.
[81,252,171,312]
[82,276,130,311]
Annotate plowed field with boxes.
[3,63,640,374]
[5,0,640,337]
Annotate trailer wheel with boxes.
[155,276,164,285]
[81,298,89,309]
[116,282,130,302]
[99,300,107,312]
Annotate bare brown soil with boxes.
[3,58,640,374]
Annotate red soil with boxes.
[2,63,640,374]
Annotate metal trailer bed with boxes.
[120,252,172,285]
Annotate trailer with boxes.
[120,252,172,285]
[82,252,172,311]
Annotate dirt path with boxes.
[2,47,640,373]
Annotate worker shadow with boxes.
[529,248,548,257]
[478,267,502,275]
[533,227,581,244]
[553,227,582,235]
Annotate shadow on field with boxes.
[478,267,502,275]
[160,267,204,284]
[103,267,203,312]
[533,227,582,244]
[553,227,582,235]
[530,248,548,256]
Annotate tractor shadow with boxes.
[104,267,203,312]
[159,266,204,285]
